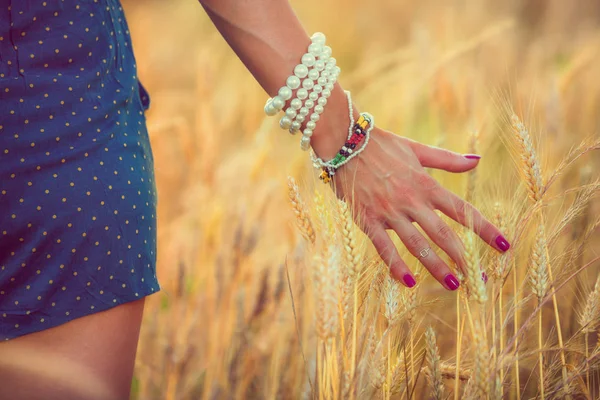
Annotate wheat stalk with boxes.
[401,271,420,389]
[287,176,316,245]
[511,113,569,394]
[425,327,444,400]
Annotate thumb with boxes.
[409,140,481,172]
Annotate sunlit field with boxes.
[122,0,600,398]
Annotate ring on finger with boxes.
[418,247,431,258]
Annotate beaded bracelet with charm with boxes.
[311,91,375,183]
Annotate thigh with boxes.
[0,299,146,400]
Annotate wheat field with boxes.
[121,0,600,399]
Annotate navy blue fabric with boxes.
[0,0,160,340]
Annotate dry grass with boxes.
[120,0,600,398]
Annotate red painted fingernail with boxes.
[444,274,460,291]
[495,235,511,252]
[403,274,417,288]
[482,271,489,284]
[464,154,482,160]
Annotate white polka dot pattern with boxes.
[0,0,160,341]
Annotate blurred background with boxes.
[120,0,600,398]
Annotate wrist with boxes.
[309,84,359,160]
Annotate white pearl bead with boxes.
[311,32,326,45]
[325,64,334,73]
[303,128,313,137]
[327,57,337,67]
[300,136,311,151]
[279,116,292,129]
[278,87,292,102]
[294,64,308,78]
[309,92,319,101]
[334,66,341,75]
[285,108,297,119]
[325,83,334,91]
[272,96,285,109]
[304,99,315,109]
[295,114,304,121]
[317,97,328,106]
[286,75,301,90]
[301,53,316,67]
[313,85,323,94]
[317,77,328,86]
[297,88,308,100]
[302,79,314,90]
[299,107,310,117]
[306,120,316,130]
[315,60,325,71]
[264,99,278,116]
[308,69,320,81]
[322,88,331,98]
[310,113,320,122]
[290,121,301,133]
[321,46,332,59]
[314,104,324,114]
[308,43,322,56]
[290,98,302,110]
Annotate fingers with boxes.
[434,190,511,253]
[389,217,460,291]
[406,139,481,173]
[411,210,468,275]
[367,225,417,288]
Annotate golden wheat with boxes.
[425,327,444,400]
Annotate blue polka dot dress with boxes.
[0,0,160,341]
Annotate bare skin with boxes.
[199,0,510,288]
[332,128,503,288]
[0,299,145,400]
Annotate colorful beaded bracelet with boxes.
[311,91,375,183]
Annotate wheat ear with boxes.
[313,245,341,342]
[580,275,600,392]
[510,113,544,202]
[529,223,549,399]
[425,327,444,400]
[287,176,316,245]
[472,320,492,398]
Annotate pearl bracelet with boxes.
[288,42,335,136]
[263,32,342,152]
[299,62,340,151]
[310,90,375,183]
[264,32,328,118]
[290,54,333,134]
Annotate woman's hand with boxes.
[330,126,510,290]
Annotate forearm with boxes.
[198,0,356,159]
